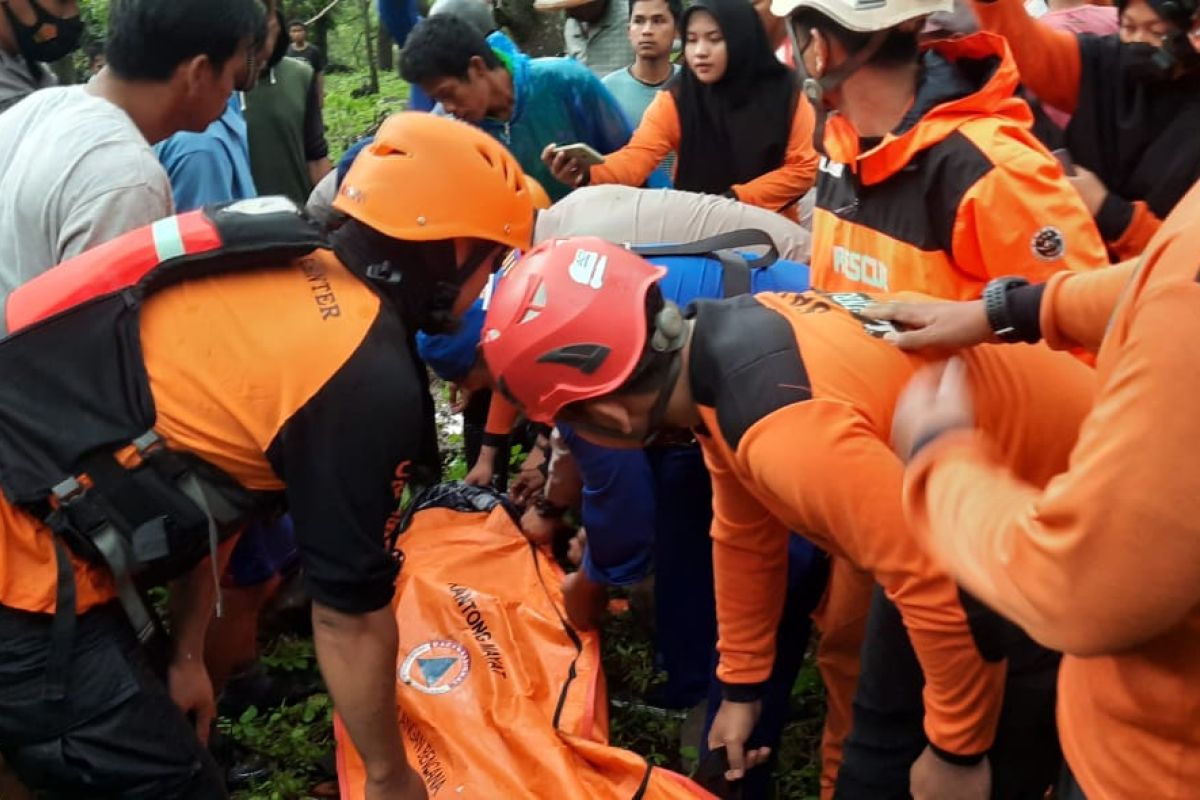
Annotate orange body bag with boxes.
[335,503,712,800]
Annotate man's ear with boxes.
[581,398,636,436]
[180,54,213,96]
[810,29,831,76]
[467,54,490,79]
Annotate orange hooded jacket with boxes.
[810,33,1107,299]
[904,180,1200,799]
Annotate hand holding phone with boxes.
[542,142,604,187]
[553,142,606,166]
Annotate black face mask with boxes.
[3,1,84,64]
[1122,41,1176,82]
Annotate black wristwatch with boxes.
[983,276,1030,343]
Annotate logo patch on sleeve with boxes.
[1030,226,1066,262]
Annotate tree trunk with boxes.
[378,25,394,72]
[362,0,380,93]
[495,0,564,57]
[314,15,331,63]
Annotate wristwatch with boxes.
[983,276,1030,343]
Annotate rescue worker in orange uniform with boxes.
[0,113,536,799]
[780,0,1108,298]
[866,171,1200,800]
[480,237,1095,798]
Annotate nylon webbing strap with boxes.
[630,229,780,269]
[178,472,224,618]
[45,537,77,700]
[717,251,752,298]
[91,525,154,641]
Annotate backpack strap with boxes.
[629,229,780,270]
[43,538,76,701]
[715,250,752,298]
[44,431,249,647]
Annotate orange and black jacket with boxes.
[972,0,1200,260]
[905,181,1200,799]
[811,32,1107,299]
[0,250,422,617]
[688,290,1093,760]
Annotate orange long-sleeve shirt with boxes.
[588,91,818,219]
[971,0,1162,258]
[903,182,1200,798]
[689,290,1093,758]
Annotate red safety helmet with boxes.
[481,237,667,424]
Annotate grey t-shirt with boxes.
[534,185,812,262]
[0,85,173,328]
[0,47,56,115]
[564,0,635,78]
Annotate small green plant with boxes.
[223,694,334,800]
[259,636,316,674]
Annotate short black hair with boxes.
[629,0,684,24]
[400,15,501,84]
[789,7,920,68]
[289,19,307,29]
[105,0,264,81]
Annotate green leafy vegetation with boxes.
[323,71,409,160]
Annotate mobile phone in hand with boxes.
[553,142,606,166]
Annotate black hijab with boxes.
[670,0,799,198]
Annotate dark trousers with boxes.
[0,602,227,799]
[1057,767,1088,800]
[701,535,829,800]
[647,444,830,799]
[836,586,1062,799]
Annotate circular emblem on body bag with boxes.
[1030,226,1066,262]
[400,640,471,695]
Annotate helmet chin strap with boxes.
[559,351,681,447]
[787,21,892,153]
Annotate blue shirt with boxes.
[566,255,811,586]
[470,42,668,201]
[154,95,256,211]
[601,65,679,179]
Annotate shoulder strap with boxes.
[629,228,780,270]
[7,197,327,334]
[715,250,752,298]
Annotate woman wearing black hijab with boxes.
[543,0,818,220]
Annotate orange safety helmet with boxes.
[334,112,536,251]
[523,175,552,212]
[482,237,685,425]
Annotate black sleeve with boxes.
[266,310,422,613]
[1007,282,1046,344]
[313,45,327,74]
[302,72,329,162]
